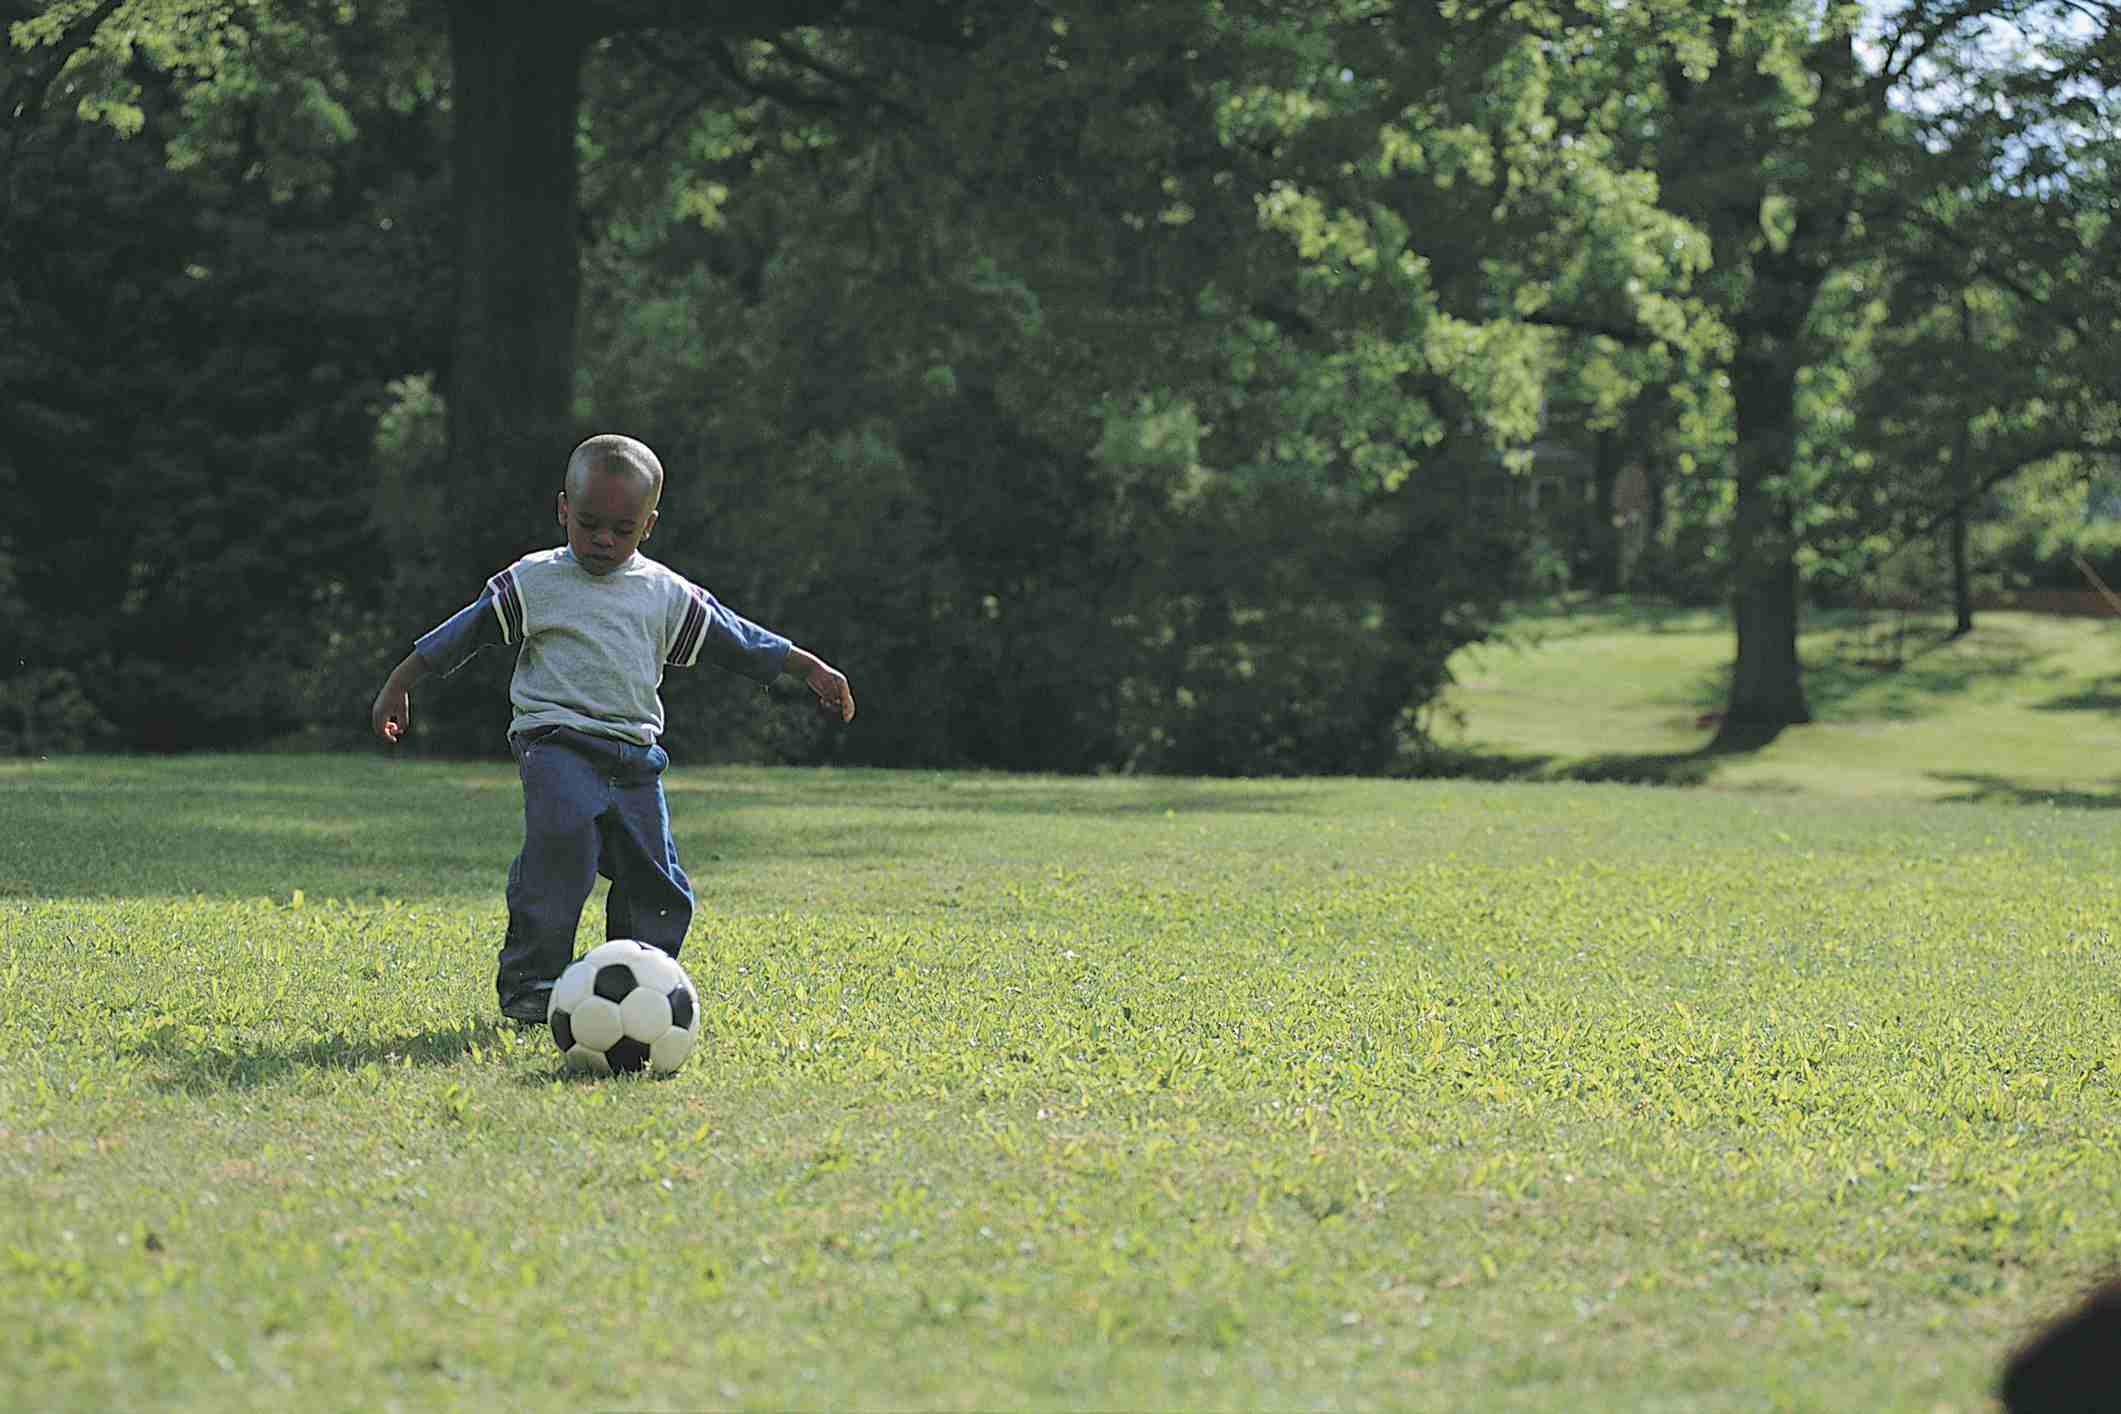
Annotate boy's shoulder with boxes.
[504,546,575,579]
[488,547,573,595]
[625,551,687,583]
[500,547,672,582]
[619,552,704,605]
[497,548,700,605]
[505,548,701,604]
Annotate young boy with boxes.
[369,433,855,1025]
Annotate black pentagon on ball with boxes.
[606,1037,651,1074]
[668,985,695,1031]
[551,1009,575,1051]
[593,963,639,1004]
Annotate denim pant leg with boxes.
[497,732,604,1011]
[596,742,696,959]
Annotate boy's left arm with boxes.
[670,583,854,723]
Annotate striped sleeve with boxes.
[486,568,525,645]
[666,581,792,682]
[667,584,711,669]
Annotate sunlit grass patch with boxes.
[1435,600,2121,803]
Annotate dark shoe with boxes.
[500,975,553,1031]
[501,1010,546,1031]
[499,994,549,1028]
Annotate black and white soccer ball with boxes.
[548,939,701,1075]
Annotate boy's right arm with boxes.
[371,652,429,743]
[371,584,506,743]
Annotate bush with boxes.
[0,670,112,756]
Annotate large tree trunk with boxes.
[446,0,588,579]
[1714,336,1811,749]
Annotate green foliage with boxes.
[557,1,1737,772]
[3,756,2117,1408]
[3,0,451,750]
[10,0,445,194]
[1979,463,2121,592]
[9,0,2118,766]
[0,669,111,754]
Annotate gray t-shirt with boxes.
[414,547,792,745]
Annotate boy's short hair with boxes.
[566,434,664,506]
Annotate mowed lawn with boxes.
[3,749,2119,1411]
[1435,603,2121,805]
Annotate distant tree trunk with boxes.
[1715,331,1811,749]
[1949,292,1975,637]
[1949,424,1973,636]
[1630,392,1664,583]
[445,0,588,579]
[1628,392,1662,593]
[1589,425,1623,595]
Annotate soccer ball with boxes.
[548,939,701,1075]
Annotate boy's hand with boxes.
[807,661,855,723]
[785,646,855,723]
[371,684,410,743]
[371,652,427,745]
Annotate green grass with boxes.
[1434,601,2121,804]
[4,753,2118,1411]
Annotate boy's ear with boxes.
[555,490,568,526]
[642,508,658,541]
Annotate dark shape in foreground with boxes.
[2001,1277,2121,1412]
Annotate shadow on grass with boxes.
[1567,750,1725,786]
[932,787,1313,817]
[1405,747,1558,782]
[1410,744,1731,789]
[1802,623,2042,722]
[1928,773,2121,810]
[749,770,1317,817]
[2033,675,2121,713]
[509,1063,672,1088]
[128,1019,509,1094]
[0,775,968,899]
[3,760,1315,901]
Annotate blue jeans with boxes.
[497,726,694,1015]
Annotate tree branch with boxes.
[835,1,982,54]
[763,35,921,124]
[1902,202,2093,338]
[705,36,843,114]
[583,0,847,40]
[1876,0,2011,87]
[580,0,981,52]
[1881,436,2121,567]
[3,0,128,126]
[1522,309,1659,348]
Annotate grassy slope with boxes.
[3,755,2118,1412]
[1434,603,2121,804]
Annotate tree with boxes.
[555,1,1718,772]
[8,0,979,588]
[2,0,452,748]
[1798,3,2121,639]
[6,0,1722,767]
[1586,0,2118,746]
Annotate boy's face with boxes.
[557,466,659,575]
